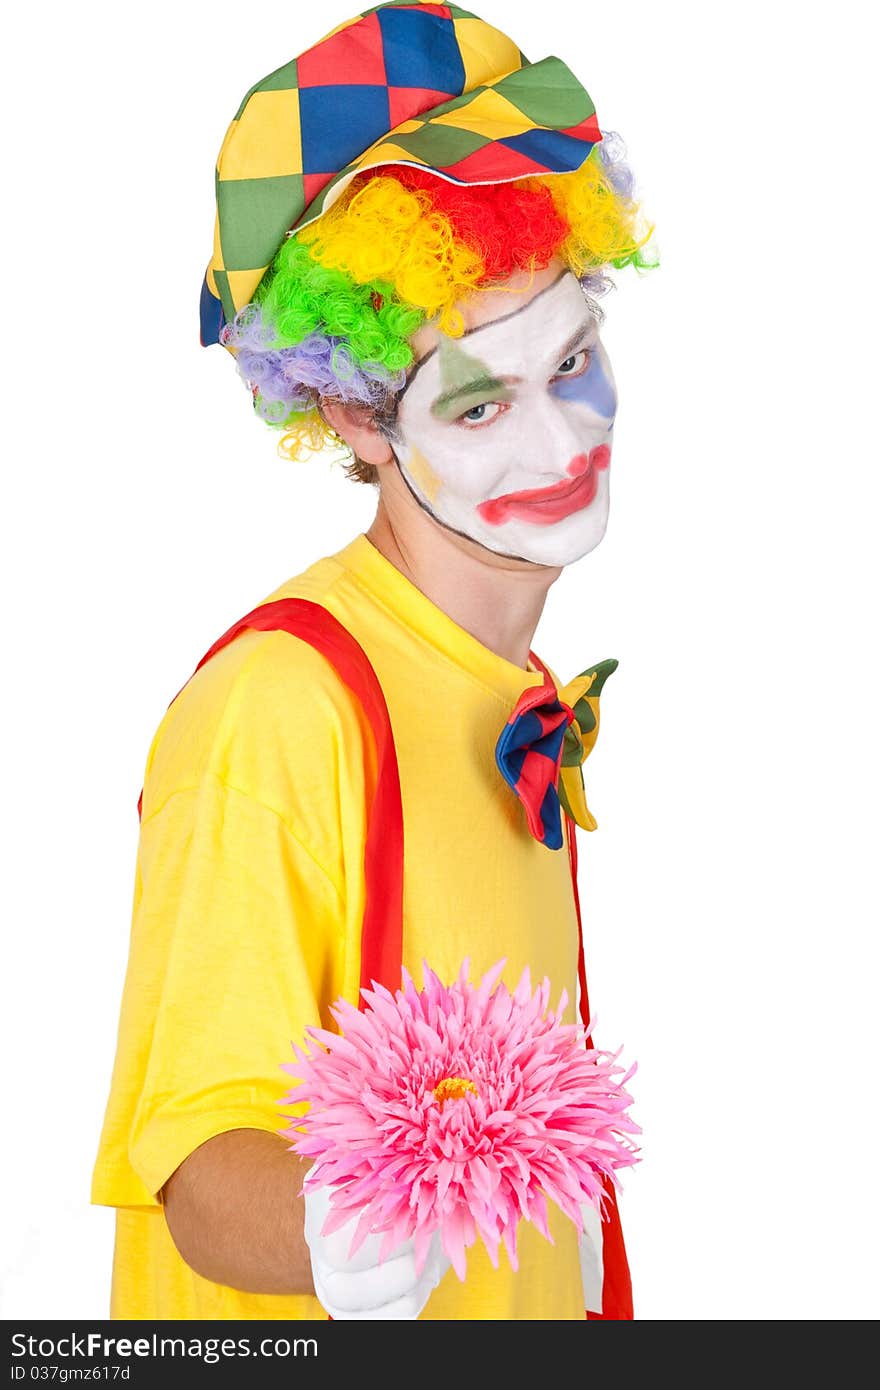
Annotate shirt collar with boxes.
[331,533,550,708]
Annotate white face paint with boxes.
[386,270,617,566]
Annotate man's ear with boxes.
[320,399,395,466]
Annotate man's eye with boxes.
[457,401,505,427]
[554,349,590,379]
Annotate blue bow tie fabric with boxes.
[495,656,618,850]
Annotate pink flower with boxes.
[280,959,639,1281]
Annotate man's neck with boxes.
[365,499,560,670]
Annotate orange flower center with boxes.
[433,1076,477,1107]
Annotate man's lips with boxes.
[477,444,611,526]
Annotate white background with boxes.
[2,0,877,1321]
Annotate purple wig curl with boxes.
[220,304,408,423]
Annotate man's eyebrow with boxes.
[429,320,597,418]
[399,268,568,400]
[431,373,514,420]
[554,319,598,367]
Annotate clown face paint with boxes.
[387,270,617,567]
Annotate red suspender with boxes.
[568,817,635,1321]
[136,599,403,996]
[138,599,632,1319]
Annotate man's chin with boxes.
[471,511,610,568]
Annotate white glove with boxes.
[304,1184,451,1320]
[579,1200,605,1314]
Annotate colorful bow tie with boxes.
[495,656,618,850]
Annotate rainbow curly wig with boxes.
[220,131,656,475]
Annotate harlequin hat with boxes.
[200,1,604,350]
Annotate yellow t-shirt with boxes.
[91,533,600,1320]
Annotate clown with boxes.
[91,1,656,1322]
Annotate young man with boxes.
[91,1,654,1320]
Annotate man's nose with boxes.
[537,394,592,465]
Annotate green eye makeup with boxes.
[430,338,513,422]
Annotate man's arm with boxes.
[161,1128,315,1296]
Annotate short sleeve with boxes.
[91,630,372,1208]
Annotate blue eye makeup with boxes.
[550,344,616,418]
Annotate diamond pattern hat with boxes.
[200,1,603,349]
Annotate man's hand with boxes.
[304,1185,451,1319]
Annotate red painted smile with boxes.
[476,445,611,526]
